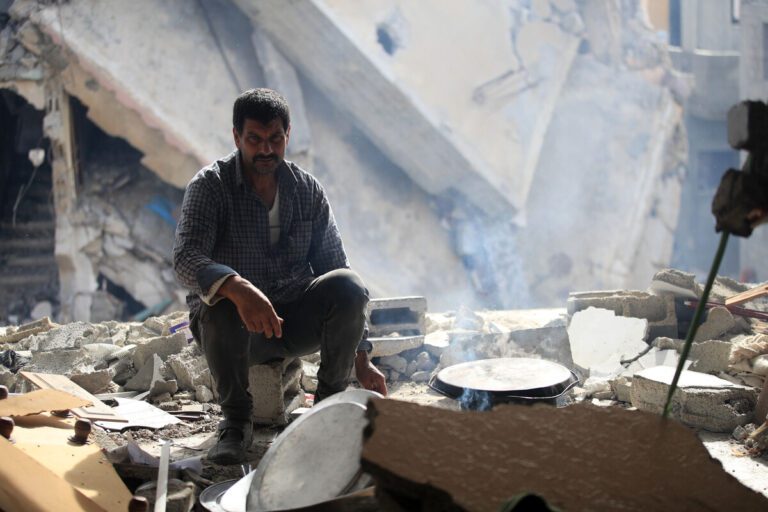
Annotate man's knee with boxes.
[318,269,369,310]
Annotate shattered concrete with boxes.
[631,366,758,432]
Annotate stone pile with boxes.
[565,268,768,432]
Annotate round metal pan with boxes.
[429,358,579,408]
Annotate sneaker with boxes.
[207,419,253,465]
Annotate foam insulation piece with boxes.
[0,389,91,417]
[361,398,768,511]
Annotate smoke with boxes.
[459,387,493,411]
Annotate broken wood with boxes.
[20,372,127,423]
[726,284,768,307]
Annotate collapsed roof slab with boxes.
[11,0,266,188]
[234,0,543,217]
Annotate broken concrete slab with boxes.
[695,306,739,342]
[125,353,163,392]
[0,316,54,344]
[649,268,701,298]
[370,335,424,358]
[150,378,178,398]
[70,368,114,395]
[131,332,186,371]
[195,385,214,403]
[16,321,107,352]
[377,355,408,375]
[361,398,768,510]
[165,346,209,391]
[631,366,758,432]
[423,331,449,358]
[567,307,648,377]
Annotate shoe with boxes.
[207,419,253,465]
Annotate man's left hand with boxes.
[354,351,388,396]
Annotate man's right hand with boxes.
[218,275,283,338]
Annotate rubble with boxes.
[631,366,758,432]
[567,307,648,377]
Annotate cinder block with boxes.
[249,357,305,425]
[630,366,757,432]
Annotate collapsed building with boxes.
[1,0,688,323]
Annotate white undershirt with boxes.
[269,188,280,247]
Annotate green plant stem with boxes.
[662,231,730,418]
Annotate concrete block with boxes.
[378,355,408,374]
[423,331,450,358]
[370,335,424,358]
[567,291,667,321]
[125,353,163,392]
[195,385,214,403]
[694,307,737,342]
[300,360,318,393]
[567,307,648,377]
[367,297,428,338]
[150,378,178,397]
[166,350,209,391]
[649,268,700,298]
[631,366,757,432]
[131,332,187,370]
[689,340,732,374]
[415,351,436,372]
[70,368,113,394]
[610,376,632,403]
[249,358,304,425]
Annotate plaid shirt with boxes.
[173,150,350,311]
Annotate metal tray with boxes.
[429,358,579,408]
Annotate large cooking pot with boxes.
[429,357,579,410]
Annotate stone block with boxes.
[378,355,408,374]
[631,366,757,432]
[567,307,648,377]
[150,378,178,397]
[649,268,700,298]
[411,371,431,383]
[166,349,209,391]
[689,340,732,374]
[423,331,449,358]
[0,366,15,389]
[125,353,163,392]
[131,332,187,370]
[370,335,424,358]
[610,376,632,403]
[415,351,436,372]
[694,307,737,342]
[249,357,304,425]
[300,361,318,393]
[70,368,113,394]
[195,385,214,403]
[405,360,418,378]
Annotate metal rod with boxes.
[663,231,730,418]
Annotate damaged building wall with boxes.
[3,0,691,320]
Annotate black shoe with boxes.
[207,419,253,465]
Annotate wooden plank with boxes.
[0,389,90,417]
[725,284,768,306]
[20,372,127,423]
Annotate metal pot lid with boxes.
[199,479,238,512]
[247,401,368,511]
[436,358,574,393]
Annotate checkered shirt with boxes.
[173,151,350,311]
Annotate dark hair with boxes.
[232,88,291,133]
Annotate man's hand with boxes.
[354,350,388,396]
[218,275,283,338]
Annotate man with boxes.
[173,88,387,465]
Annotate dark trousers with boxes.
[190,269,368,421]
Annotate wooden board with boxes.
[0,389,91,417]
[19,372,127,423]
[725,284,768,307]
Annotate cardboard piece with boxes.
[0,438,107,512]
[0,389,91,417]
[20,372,127,422]
[11,415,132,511]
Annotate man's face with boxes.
[234,117,290,176]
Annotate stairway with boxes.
[0,162,58,319]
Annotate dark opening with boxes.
[376,24,398,55]
[669,0,682,46]
[370,307,419,326]
[97,274,146,318]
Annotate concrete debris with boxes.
[423,331,450,358]
[29,301,52,320]
[654,337,732,374]
[131,331,187,371]
[70,368,114,394]
[165,345,210,391]
[370,335,424,358]
[694,307,739,342]
[631,366,758,432]
[125,353,163,392]
[249,357,304,425]
[567,307,648,377]
[195,384,214,403]
[649,268,701,298]
[731,334,768,364]
[0,317,54,344]
[410,371,432,383]
[610,376,632,403]
[300,360,318,393]
[377,355,408,375]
